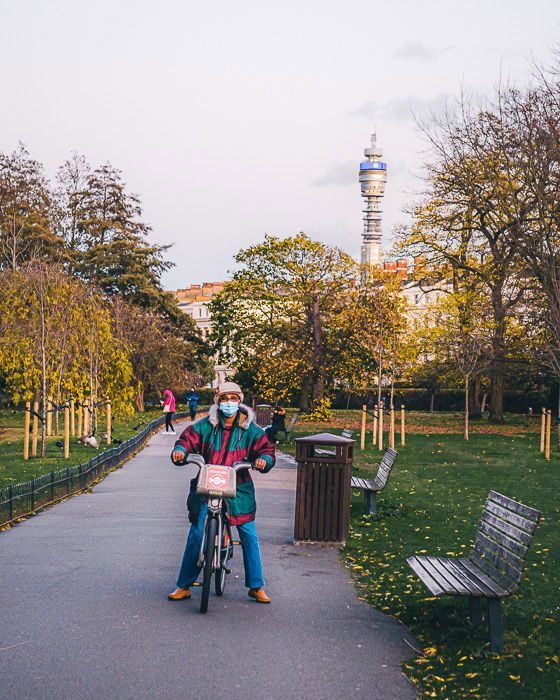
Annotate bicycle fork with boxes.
[197,498,223,569]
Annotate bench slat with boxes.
[475,530,526,571]
[351,477,375,491]
[489,491,541,522]
[477,520,529,558]
[485,500,540,534]
[406,556,445,596]
[428,557,480,595]
[468,552,519,594]
[458,557,510,597]
[374,477,390,491]
[481,511,533,546]
[437,557,496,597]
[473,539,525,583]
[415,557,466,594]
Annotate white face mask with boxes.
[220,401,239,417]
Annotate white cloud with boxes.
[349,93,452,123]
[347,101,377,119]
[311,160,356,187]
[394,41,453,61]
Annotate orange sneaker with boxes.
[167,587,191,600]
[248,587,271,603]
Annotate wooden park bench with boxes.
[350,446,398,515]
[283,413,299,441]
[406,490,542,652]
[316,428,355,457]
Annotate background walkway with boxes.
[0,423,417,700]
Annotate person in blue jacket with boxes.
[185,387,199,421]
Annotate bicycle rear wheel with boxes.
[200,517,218,614]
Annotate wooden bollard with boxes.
[64,405,70,458]
[46,395,53,436]
[545,410,551,460]
[400,405,406,446]
[360,405,366,450]
[23,401,31,460]
[373,404,378,446]
[106,398,112,444]
[77,401,83,440]
[389,405,395,449]
[378,404,384,451]
[31,400,39,458]
[70,399,75,436]
[540,407,546,453]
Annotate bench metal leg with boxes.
[469,596,482,626]
[488,598,503,652]
[365,491,377,515]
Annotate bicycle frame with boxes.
[183,458,252,612]
[196,496,226,570]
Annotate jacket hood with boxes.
[208,403,255,429]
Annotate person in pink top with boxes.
[161,389,176,434]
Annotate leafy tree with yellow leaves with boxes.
[210,233,405,410]
[0,263,134,455]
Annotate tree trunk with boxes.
[481,390,488,414]
[310,297,325,407]
[429,392,435,412]
[464,376,469,441]
[134,383,145,412]
[299,379,311,411]
[557,386,560,452]
[489,289,506,424]
[469,377,482,419]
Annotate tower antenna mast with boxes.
[359,129,387,268]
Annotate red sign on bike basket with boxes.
[205,466,229,491]
[197,464,237,498]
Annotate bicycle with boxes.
[180,453,254,614]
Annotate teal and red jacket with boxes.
[173,404,275,525]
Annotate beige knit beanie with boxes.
[214,381,244,403]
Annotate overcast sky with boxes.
[1,0,559,289]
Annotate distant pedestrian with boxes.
[161,389,176,434]
[265,406,286,443]
[185,387,200,421]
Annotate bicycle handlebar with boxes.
[171,452,258,471]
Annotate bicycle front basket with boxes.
[196,464,237,498]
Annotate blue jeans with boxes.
[176,503,265,589]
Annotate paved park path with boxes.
[1,423,418,700]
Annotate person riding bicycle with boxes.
[168,381,275,604]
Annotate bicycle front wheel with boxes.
[200,517,218,614]
[215,525,232,597]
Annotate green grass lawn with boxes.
[285,413,559,699]
[0,407,188,490]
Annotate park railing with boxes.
[0,412,189,529]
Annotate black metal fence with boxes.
[0,413,188,528]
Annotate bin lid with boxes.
[294,432,354,445]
